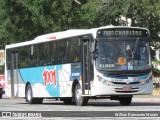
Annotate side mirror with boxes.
[91,41,98,59]
[91,42,95,53]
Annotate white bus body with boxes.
[5,26,153,106]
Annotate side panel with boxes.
[16,63,79,98]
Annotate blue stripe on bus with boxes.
[103,73,150,79]
[19,65,63,97]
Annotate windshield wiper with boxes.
[131,39,139,59]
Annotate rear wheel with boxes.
[26,84,43,104]
[119,97,132,106]
[74,83,88,106]
[62,98,73,104]
[0,87,2,99]
[0,93,2,99]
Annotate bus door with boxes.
[81,35,93,95]
[10,51,19,97]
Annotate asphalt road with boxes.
[0,94,160,119]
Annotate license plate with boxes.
[123,86,132,91]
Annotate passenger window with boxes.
[69,37,80,63]
[57,40,68,64]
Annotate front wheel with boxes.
[74,83,88,106]
[119,97,132,106]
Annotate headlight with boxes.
[141,75,152,85]
[141,81,146,85]
[97,76,102,82]
[149,76,152,82]
[146,80,149,83]
[97,75,112,86]
[102,79,112,86]
[107,81,112,86]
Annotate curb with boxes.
[132,97,160,102]
[133,95,160,102]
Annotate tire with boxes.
[26,84,43,104]
[74,83,88,106]
[36,98,43,104]
[0,93,2,99]
[119,97,132,106]
[62,98,72,104]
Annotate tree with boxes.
[0,0,86,46]
[0,0,160,48]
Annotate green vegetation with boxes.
[152,60,160,75]
[0,0,160,73]
[0,0,160,43]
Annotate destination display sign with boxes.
[97,28,149,38]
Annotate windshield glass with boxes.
[95,39,151,71]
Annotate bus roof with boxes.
[5,25,149,49]
[34,25,114,41]
[6,29,90,49]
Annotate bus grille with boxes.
[112,82,140,85]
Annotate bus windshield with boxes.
[95,38,151,71]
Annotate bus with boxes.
[5,26,153,106]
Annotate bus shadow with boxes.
[17,99,160,107]
[88,101,160,106]
[131,102,160,106]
